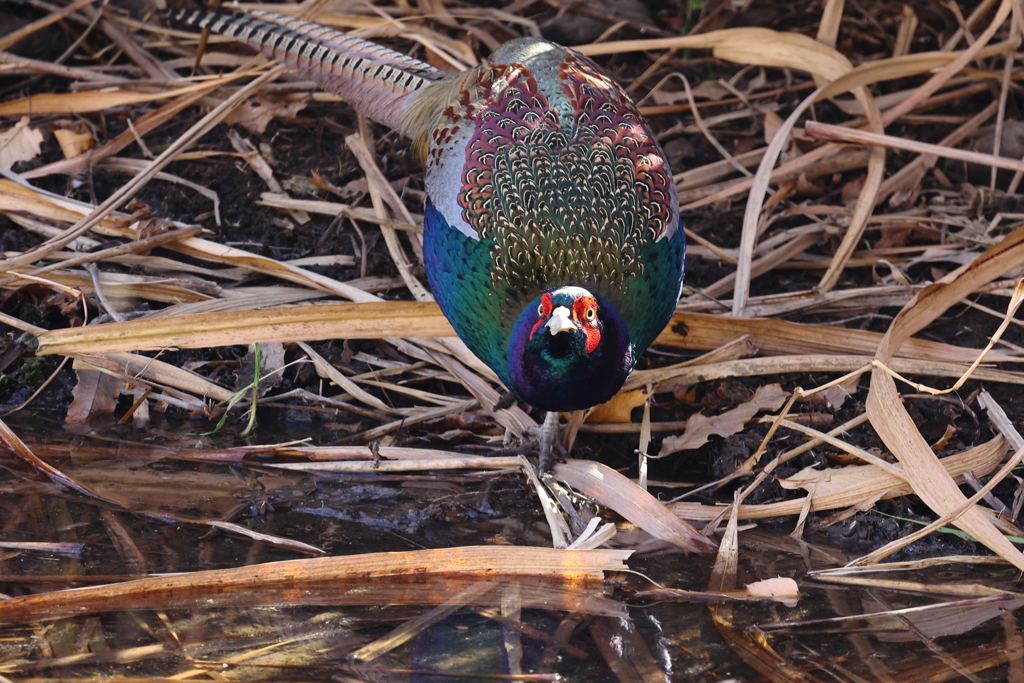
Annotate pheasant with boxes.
[172,9,685,459]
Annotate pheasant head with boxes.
[506,286,632,412]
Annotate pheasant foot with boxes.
[489,411,567,472]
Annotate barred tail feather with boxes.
[172,9,444,130]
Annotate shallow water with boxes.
[0,414,1021,682]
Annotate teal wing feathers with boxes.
[422,203,518,386]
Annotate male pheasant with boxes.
[173,9,685,433]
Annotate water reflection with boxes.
[0,418,1021,681]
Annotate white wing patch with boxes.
[424,123,478,239]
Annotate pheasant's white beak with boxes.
[545,306,575,335]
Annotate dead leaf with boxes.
[794,172,824,196]
[818,373,858,410]
[779,463,883,495]
[745,577,801,607]
[659,384,788,456]
[135,216,176,242]
[66,368,122,424]
[930,424,956,451]
[866,593,1024,641]
[553,460,717,554]
[669,436,1005,522]
[53,128,94,159]
[746,69,767,91]
[238,341,286,396]
[763,109,785,145]
[0,118,43,169]
[841,172,866,204]
[585,388,650,424]
[224,92,311,134]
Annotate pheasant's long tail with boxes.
[171,8,445,130]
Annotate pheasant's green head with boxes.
[507,286,633,412]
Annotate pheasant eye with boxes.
[585,307,596,321]
[537,303,544,316]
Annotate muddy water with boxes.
[0,415,1021,682]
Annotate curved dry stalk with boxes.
[806,121,1024,173]
[871,283,1024,394]
[812,0,886,296]
[850,442,1024,567]
[867,225,1024,570]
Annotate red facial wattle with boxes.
[571,296,601,354]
